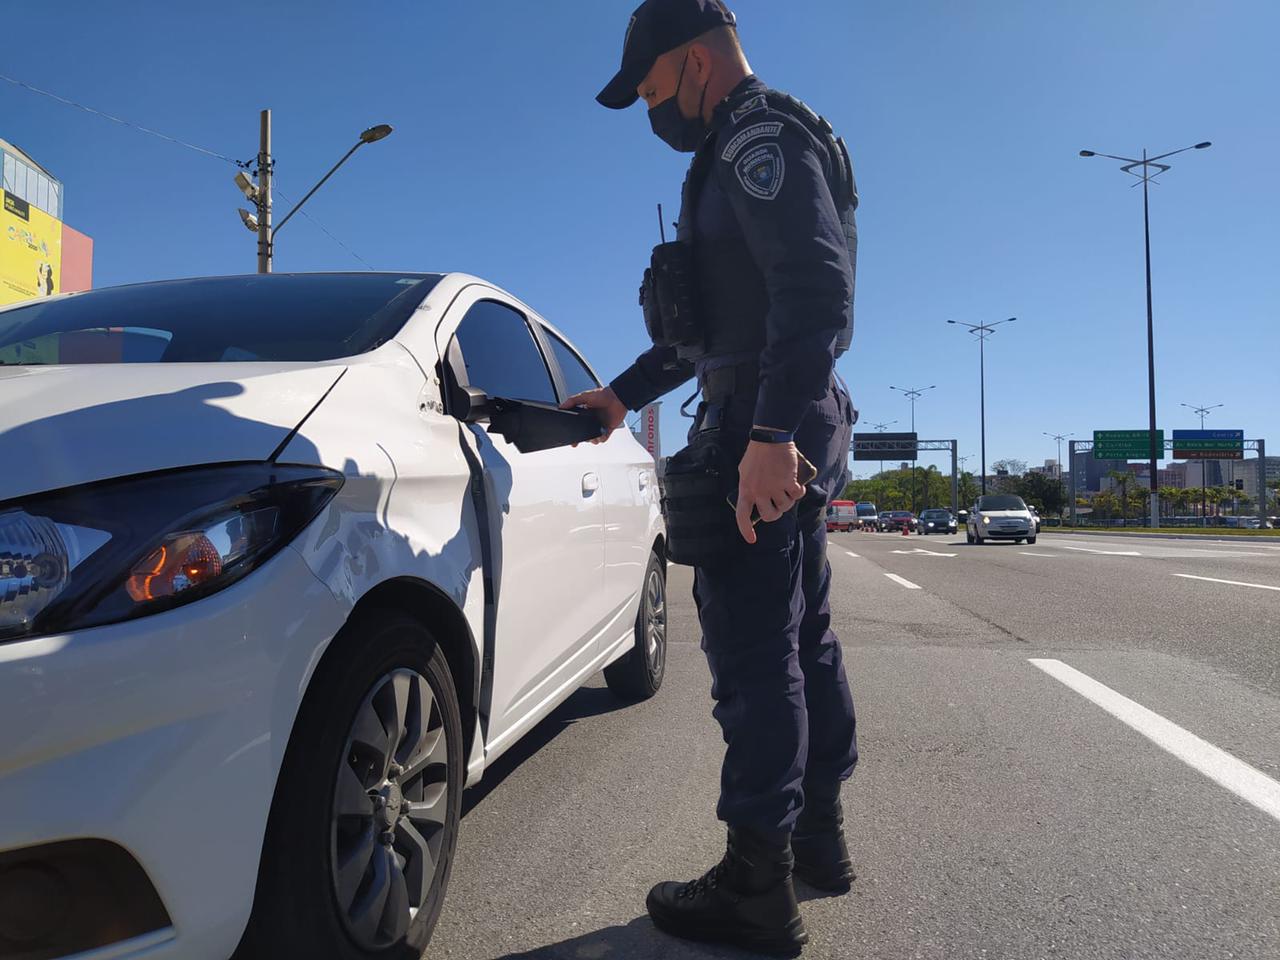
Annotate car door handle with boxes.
[582,473,600,496]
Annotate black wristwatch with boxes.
[750,427,795,445]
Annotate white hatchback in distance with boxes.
[966,494,1037,544]
[0,273,666,960]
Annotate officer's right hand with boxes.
[560,386,629,445]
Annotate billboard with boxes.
[2,190,63,306]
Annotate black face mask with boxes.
[648,52,710,153]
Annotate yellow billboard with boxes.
[2,190,63,306]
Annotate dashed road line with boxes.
[1019,552,1058,557]
[891,548,957,558]
[1029,658,1280,823]
[1174,574,1280,593]
[844,550,860,558]
[1055,544,1143,556]
[884,573,922,590]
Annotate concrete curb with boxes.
[1041,529,1278,544]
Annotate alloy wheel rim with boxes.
[330,668,449,950]
[644,568,666,683]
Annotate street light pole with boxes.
[889,385,935,514]
[256,110,272,274]
[1043,432,1072,479]
[1181,401,1223,522]
[241,116,394,273]
[948,317,1016,495]
[1079,140,1211,528]
[869,420,897,509]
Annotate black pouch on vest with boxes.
[639,241,701,350]
[660,431,738,567]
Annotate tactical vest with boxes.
[676,89,858,361]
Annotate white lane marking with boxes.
[844,551,860,558]
[1055,544,1143,556]
[891,548,957,557]
[1020,551,1058,557]
[1174,574,1280,593]
[1029,659,1280,823]
[884,573,922,590]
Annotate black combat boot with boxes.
[646,826,808,957]
[792,787,855,893]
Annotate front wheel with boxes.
[1027,536,1037,545]
[238,611,464,960]
[604,550,667,701]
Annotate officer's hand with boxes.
[735,441,806,544]
[560,387,628,445]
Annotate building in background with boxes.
[1,138,93,307]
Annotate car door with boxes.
[539,325,656,639]
[439,292,606,750]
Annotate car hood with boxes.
[978,510,1031,519]
[0,363,345,503]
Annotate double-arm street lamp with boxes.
[1043,432,1073,480]
[1181,401,1224,520]
[235,110,394,273]
[948,317,1016,494]
[889,385,935,513]
[1078,141,1211,526]
[868,419,898,506]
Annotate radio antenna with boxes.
[657,203,667,244]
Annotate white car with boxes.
[0,272,666,960]
[966,494,1037,544]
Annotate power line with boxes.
[273,181,376,271]
[2,72,377,270]
[0,72,249,167]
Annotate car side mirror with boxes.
[453,385,493,424]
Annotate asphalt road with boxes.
[429,531,1280,959]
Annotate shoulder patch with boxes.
[720,121,784,162]
[735,143,786,201]
[730,94,767,124]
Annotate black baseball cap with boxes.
[597,0,737,110]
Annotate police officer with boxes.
[562,1,859,953]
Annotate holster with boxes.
[659,428,739,567]
[639,241,702,353]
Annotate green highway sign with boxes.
[1093,429,1165,460]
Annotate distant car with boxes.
[877,511,893,532]
[967,494,1036,544]
[917,509,957,536]
[826,500,858,533]
[855,501,879,531]
[956,509,969,527]
[885,511,917,533]
[1028,506,1042,534]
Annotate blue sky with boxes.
[3,0,1276,474]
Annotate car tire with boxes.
[237,609,464,960]
[966,530,975,544]
[604,550,667,702]
[1027,536,1037,545]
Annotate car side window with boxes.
[452,300,557,405]
[543,329,600,398]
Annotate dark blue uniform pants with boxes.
[691,375,859,834]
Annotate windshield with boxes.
[857,504,877,516]
[921,510,950,519]
[976,495,1027,511]
[0,273,441,365]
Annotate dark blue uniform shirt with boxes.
[611,76,855,433]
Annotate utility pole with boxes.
[257,110,273,274]
[1079,140,1211,529]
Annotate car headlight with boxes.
[982,516,991,524]
[0,464,343,643]
[926,522,934,527]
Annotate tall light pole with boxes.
[889,385,935,513]
[1079,140,1211,527]
[948,318,1016,495]
[1181,401,1223,522]
[1043,432,1072,479]
[869,419,897,508]
[236,114,395,273]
